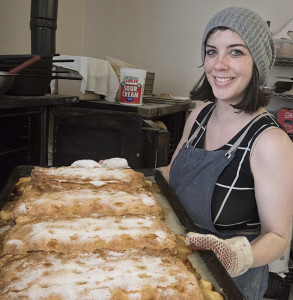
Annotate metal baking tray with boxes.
[0,165,244,299]
[154,169,245,300]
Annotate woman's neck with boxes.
[204,101,266,150]
[212,100,265,124]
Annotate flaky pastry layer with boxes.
[31,166,146,192]
[2,215,176,255]
[12,188,162,220]
[0,250,203,300]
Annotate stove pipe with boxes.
[30,0,58,56]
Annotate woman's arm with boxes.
[250,127,293,267]
[158,102,210,182]
[186,127,293,277]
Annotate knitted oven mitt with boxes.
[186,232,254,277]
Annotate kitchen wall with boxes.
[0,0,86,55]
[1,0,293,108]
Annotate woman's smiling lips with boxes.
[213,76,234,86]
[215,76,233,82]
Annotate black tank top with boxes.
[188,103,281,229]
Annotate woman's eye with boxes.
[206,49,216,56]
[231,49,244,56]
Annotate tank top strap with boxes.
[225,111,274,158]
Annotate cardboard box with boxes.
[277,108,293,141]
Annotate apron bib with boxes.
[170,145,234,234]
[169,105,270,299]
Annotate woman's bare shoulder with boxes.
[251,127,293,176]
[252,127,293,158]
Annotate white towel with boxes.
[53,55,119,102]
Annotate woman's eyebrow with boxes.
[228,43,248,49]
[205,44,216,48]
[205,43,248,49]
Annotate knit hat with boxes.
[201,7,275,85]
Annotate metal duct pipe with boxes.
[30,0,58,56]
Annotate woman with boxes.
[160,7,293,299]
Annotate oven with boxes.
[50,104,173,169]
[0,94,78,194]
[51,106,143,168]
[0,106,46,192]
[49,99,189,169]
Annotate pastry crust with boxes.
[0,250,203,300]
[2,215,176,255]
[0,165,208,299]
[12,176,31,197]
[12,188,162,220]
[31,166,146,192]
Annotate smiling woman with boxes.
[159,6,293,300]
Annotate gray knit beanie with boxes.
[201,7,275,85]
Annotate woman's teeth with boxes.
[216,77,232,82]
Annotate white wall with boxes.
[0,0,86,55]
[81,0,293,99]
[1,0,293,102]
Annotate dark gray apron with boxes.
[169,105,269,300]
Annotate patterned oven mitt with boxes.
[186,232,254,277]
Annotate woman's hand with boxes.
[186,232,253,277]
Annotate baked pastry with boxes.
[0,250,203,299]
[0,176,31,223]
[71,159,102,168]
[31,166,146,192]
[100,157,130,169]
[2,215,176,255]
[0,219,13,254]
[0,164,221,299]
[12,188,162,220]
[0,199,18,221]
[12,176,31,196]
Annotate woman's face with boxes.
[204,29,254,105]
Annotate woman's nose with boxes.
[214,54,229,69]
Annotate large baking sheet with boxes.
[0,165,244,299]
[154,169,245,300]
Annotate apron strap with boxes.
[225,112,273,158]
[185,104,274,157]
[185,104,215,148]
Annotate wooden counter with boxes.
[0,94,79,109]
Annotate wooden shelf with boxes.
[271,92,293,100]
[274,57,293,67]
